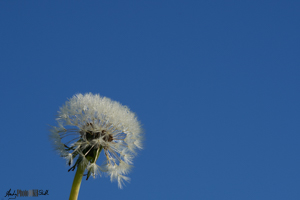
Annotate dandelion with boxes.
[50,93,143,200]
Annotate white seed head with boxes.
[50,93,143,188]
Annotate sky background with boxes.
[0,1,300,200]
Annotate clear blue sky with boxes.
[1,1,299,200]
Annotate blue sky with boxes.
[0,1,299,200]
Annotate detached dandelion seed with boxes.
[50,93,143,200]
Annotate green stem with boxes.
[69,164,86,200]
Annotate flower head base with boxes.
[50,93,143,188]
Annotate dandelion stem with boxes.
[69,163,87,200]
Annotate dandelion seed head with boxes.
[50,93,143,188]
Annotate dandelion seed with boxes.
[50,93,143,200]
